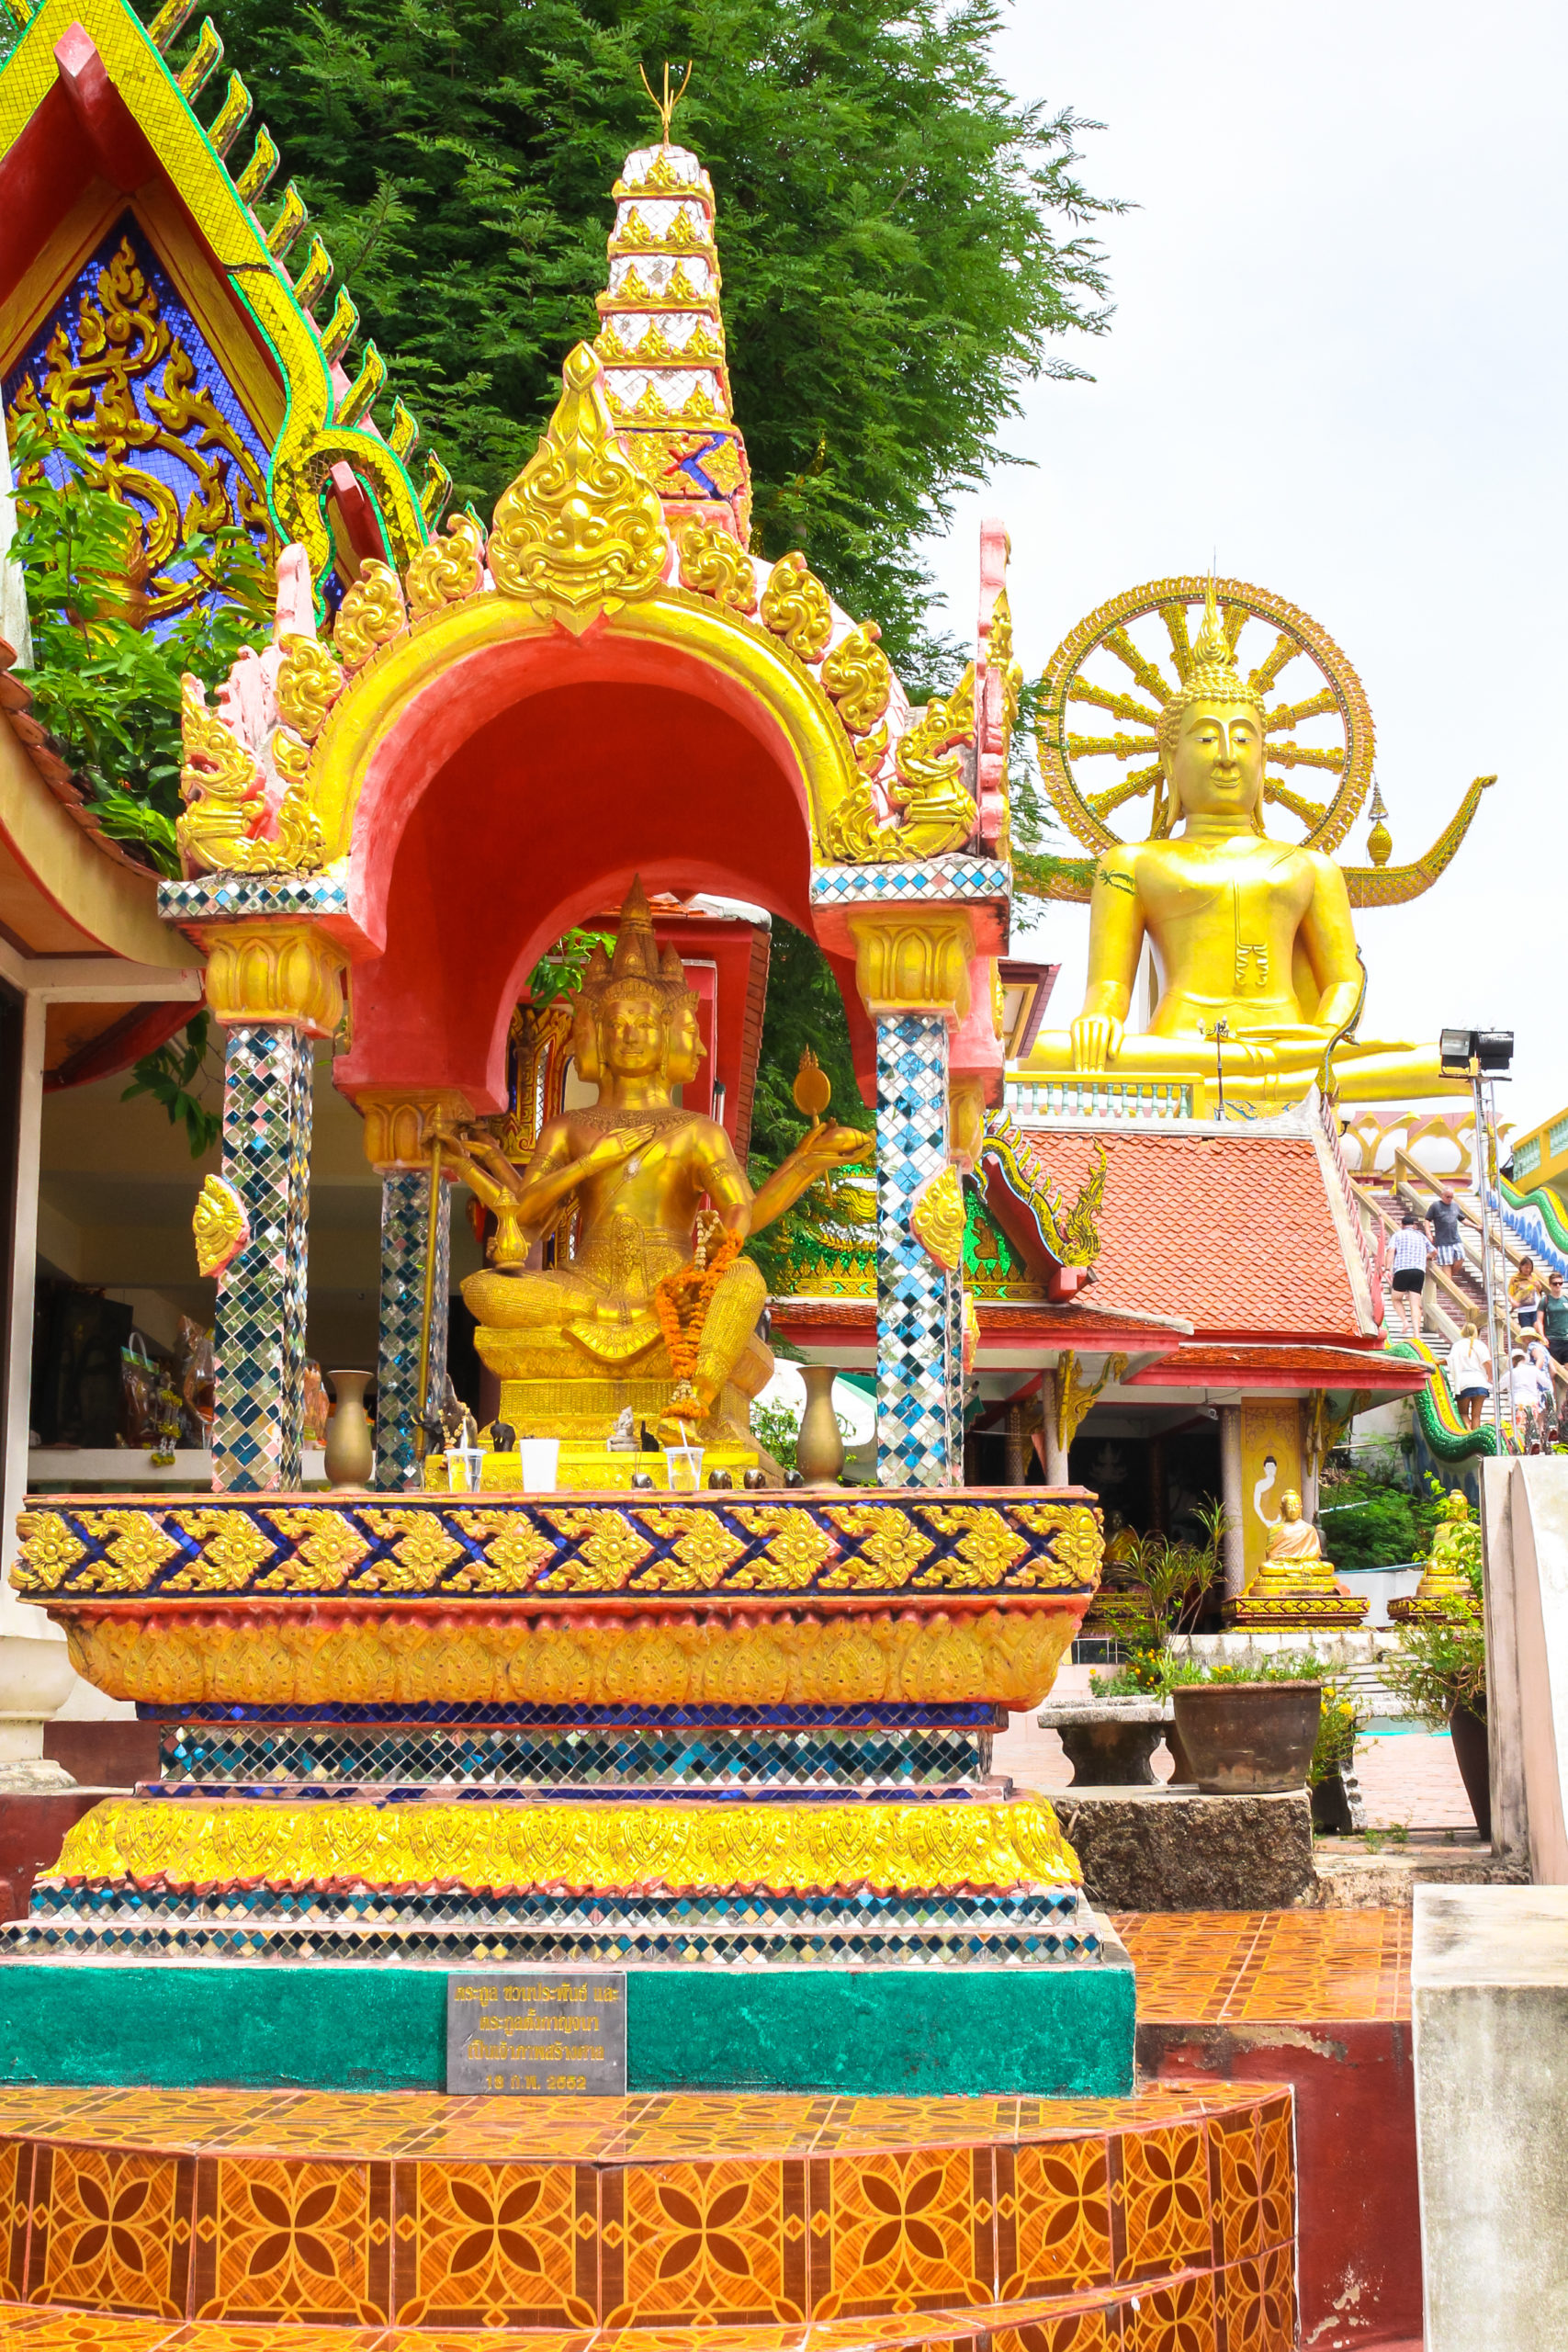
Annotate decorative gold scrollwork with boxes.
[759,551,833,662]
[333,560,407,669]
[821,623,892,735]
[404,509,487,616]
[274,633,344,740]
[676,516,757,614]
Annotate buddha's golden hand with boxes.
[1070,1013,1124,1072]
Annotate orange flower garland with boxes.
[652,1216,741,1419]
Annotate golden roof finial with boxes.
[638,59,693,145]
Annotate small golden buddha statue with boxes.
[1227,1489,1368,1625]
[435,880,866,1480]
[1389,1488,1479,1622]
[1021,584,1458,1107]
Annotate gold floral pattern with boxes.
[164,1510,276,1591]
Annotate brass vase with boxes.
[324,1371,375,1489]
[796,1365,845,1488]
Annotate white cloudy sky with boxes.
[924,0,1566,1136]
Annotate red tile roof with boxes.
[1010,1126,1366,1343]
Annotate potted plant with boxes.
[1084,1509,1224,1779]
[1379,1518,1489,1838]
[1172,1653,1324,1795]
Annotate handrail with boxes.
[1386,1148,1568,1403]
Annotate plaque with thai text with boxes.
[446,1970,627,2095]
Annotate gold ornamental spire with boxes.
[592,85,751,545]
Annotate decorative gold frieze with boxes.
[54,1602,1083,1712]
[55,1791,1079,1895]
[676,516,756,613]
[910,1164,966,1274]
[355,1089,472,1173]
[488,342,668,628]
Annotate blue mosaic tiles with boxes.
[139,1701,1007,1727]
[210,1023,312,1491]
[874,1012,958,1486]
[156,1721,995,1791]
[158,874,352,922]
[373,1168,450,1487]
[810,858,1010,906]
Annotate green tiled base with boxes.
[0,1958,1134,2096]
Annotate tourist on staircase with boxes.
[1509,1255,1545,1333]
[1541,1272,1568,1367]
[1446,1322,1493,1430]
[1425,1184,1465,1276]
[1390,1213,1431,1339]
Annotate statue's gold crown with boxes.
[1157,578,1265,761]
[573,876,701,1083]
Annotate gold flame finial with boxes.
[638,59,693,145]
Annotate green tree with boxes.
[206,0,1117,694]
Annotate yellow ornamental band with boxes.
[54,1795,1079,1896]
[56,1606,1080,1713]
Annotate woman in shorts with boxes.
[1388,1214,1430,1338]
[1446,1321,1492,1430]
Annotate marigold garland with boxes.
[652,1216,741,1417]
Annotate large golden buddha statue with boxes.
[1021,584,1464,1108]
[435,882,865,1484]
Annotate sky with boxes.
[923,0,1567,1138]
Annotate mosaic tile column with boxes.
[874,1012,959,1486]
[373,1169,450,1489]
[211,1024,313,1492]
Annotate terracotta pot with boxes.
[324,1371,375,1489]
[796,1365,845,1488]
[1171,1681,1321,1794]
[1449,1702,1492,1841]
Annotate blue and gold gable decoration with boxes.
[0,0,452,617]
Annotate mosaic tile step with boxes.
[27,1883,1086,1933]
[154,1724,995,1791]
[0,1957,1136,2093]
[2,1918,1105,1968]
[0,2079,1291,2346]
[143,1781,1002,1806]
[1113,1906,1413,2024]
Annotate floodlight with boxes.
[1439,1028,1474,1076]
[1476,1031,1514,1073]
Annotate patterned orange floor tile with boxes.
[25,2143,195,2321]
[1113,2122,1216,2286]
[998,2136,1112,2300]
[390,2333,596,2352]
[810,2103,1015,2156]
[1125,2268,1215,2352]
[807,2143,991,2321]
[621,2102,834,2161]
[189,2157,391,2327]
[0,2321,180,2351]
[390,2156,595,2331]
[0,2103,113,2144]
[607,2157,807,2329]
[595,2327,807,2352]
[164,2333,390,2352]
[1113,1909,1411,2026]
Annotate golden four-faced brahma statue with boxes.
[436,881,866,1484]
[1022,582,1473,1108]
